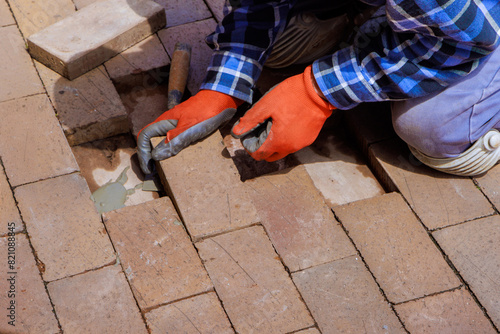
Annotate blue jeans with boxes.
[392,46,500,158]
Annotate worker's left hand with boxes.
[231,66,336,161]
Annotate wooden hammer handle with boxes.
[167,42,191,110]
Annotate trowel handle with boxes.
[167,42,191,110]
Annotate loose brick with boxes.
[0,95,79,187]
[293,128,385,207]
[395,288,496,333]
[15,173,115,281]
[8,0,75,37]
[158,19,217,94]
[0,234,59,333]
[196,226,314,333]
[344,102,396,156]
[293,256,404,334]
[475,164,500,211]
[433,215,500,328]
[28,0,166,80]
[369,138,494,229]
[334,192,460,304]
[246,166,356,272]
[204,0,225,23]
[0,163,23,236]
[153,0,211,27]
[145,292,233,333]
[153,133,260,241]
[0,0,15,27]
[102,197,213,310]
[104,34,170,81]
[0,26,44,102]
[35,61,129,146]
[48,265,147,333]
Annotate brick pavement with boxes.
[0,0,499,332]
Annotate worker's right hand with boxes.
[137,90,243,174]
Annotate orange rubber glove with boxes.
[231,66,335,162]
[137,90,242,174]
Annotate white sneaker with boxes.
[409,129,500,176]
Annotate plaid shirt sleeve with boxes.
[314,0,500,109]
[200,0,295,103]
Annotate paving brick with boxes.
[35,61,129,146]
[72,0,98,9]
[48,265,147,333]
[8,0,75,37]
[0,163,23,236]
[474,164,500,211]
[158,19,217,94]
[0,0,15,26]
[395,288,496,334]
[204,0,225,23]
[0,26,44,102]
[344,102,396,156]
[15,173,115,281]
[0,234,59,333]
[292,126,385,207]
[145,292,233,333]
[153,133,260,241]
[334,192,460,304]
[433,215,500,328]
[0,94,79,187]
[369,138,494,229]
[102,197,212,310]
[153,0,211,27]
[28,0,166,80]
[246,166,356,272]
[104,34,170,81]
[294,328,321,334]
[196,226,314,333]
[293,256,404,334]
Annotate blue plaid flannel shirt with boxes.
[200,0,500,109]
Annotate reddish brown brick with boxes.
[0,26,44,102]
[145,292,233,333]
[15,173,115,281]
[158,19,217,94]
[395,288,496,333]
[0,95,79,187]
[0,234,59,333]
[48,265,147,333]
[0,0,15,27]
[369,138,494,229]
[153,133,260,241]
[8,0,75,37]
[28,0,166,80]
[475,164,500,211]
[0,163,23,236]
[35,61,129,146]
[334,192,460,304]
[292,128,385,207]
[433,215,500,328]
[204,0,225,22]
[293,256,404,334]
[154,0,211,27]
[196,226,314,333]
[246,166,356,272]
[102,197,213,310]
[104,34,170,81]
